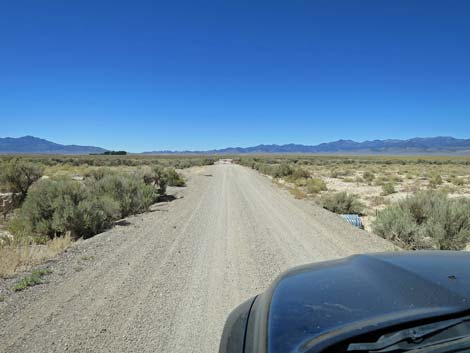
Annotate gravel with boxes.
[0,163,396,353]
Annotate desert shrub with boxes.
[139,167,157,185]
[373,191,470,250]
[329,170,339,178]
[330,169,352,178]
[165,168,186,187]
[372,206,418,248]
[10,178,120,240]
[294,178,308,187]
[90,173,156,218]
[150,165,168,194]
[272,163,294,178]
[290,168,310,180]
[306,178,327,194]
[369,195,386,207]
[429,174,443,188]
[8,170,161,241]
[388,175,403,183]
[321,192,364,214]
[355,176,364,183]
[252,162,294,178]
[135,166,172,194]
[84,168,115,181]
[374,176,388,186]
[450,176,465,186]
[381,183,396,196]
[202,158,216,166]
[289,187,307,199]
[239,158,256,169]
[66,196,120,238]
[0,159,44,202]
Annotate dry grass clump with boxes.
[48,232,74,252]
[0,233,72,278]
[367,195,387,207]
[289,187,307,199]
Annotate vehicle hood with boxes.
[263,251,470,353]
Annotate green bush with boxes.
[147,165,168,195]
[10,178,120,240]
[374,176,388,186]
[90,173,156,218]
[363,171,375,182]
[321,192,364,214]
[290,168,310,180]
[452,177,465,186]
[294,178,308,187]
[355,176,364,183]
[165,168,186,187]
[388,175,403,183]
[381,183,396,196]
[429,174,443,188]
[0,159,44,202]
[12,268,52,292]
[84,168,115,181]
[139,165,187,189]
[306,178,327,194]
[272,163,294,178]
[9,171,159,240]
[373,191,470,250]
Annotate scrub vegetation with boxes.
[0,155,215,278]
[373,191,470,250]
[237,155,470,250]
[321,192,365,214]
[11,268,52,292]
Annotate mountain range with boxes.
[1,136,470,155]
[0,136,107,155]
[145,137,470,155]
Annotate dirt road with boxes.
[0,163,395,353]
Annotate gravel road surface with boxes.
[0,163,395,353]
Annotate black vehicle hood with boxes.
[262,251,470,353]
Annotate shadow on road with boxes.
[157,194,178,202]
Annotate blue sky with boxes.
[1,0,469,152]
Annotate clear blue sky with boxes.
[1,0,469,152]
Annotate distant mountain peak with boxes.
[0,136,107,155]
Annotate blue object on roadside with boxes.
[340,214,364,229]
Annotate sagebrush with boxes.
[0,159,44,202]
[321,192,365,214]
[373,191,470,250]
[7,167,186,241]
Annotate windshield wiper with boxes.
[348,315,470,352]
[406,335,470,353]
